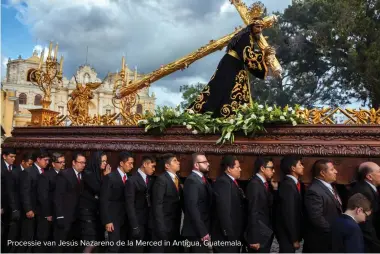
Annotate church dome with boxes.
[25,50,40,63]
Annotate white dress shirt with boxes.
[117,167,127,180]
[138,168,147,183]
[34,163,44,174]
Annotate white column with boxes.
[98,92,104,115]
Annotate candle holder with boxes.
[28,41,64,126]
[112,56,143,126]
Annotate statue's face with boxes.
[252,23,263,35]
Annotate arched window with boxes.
[19,93,27,105]
[84,73,90,84]
[26,69,37,82]
[136,104,143,114]
[34,94,42,105]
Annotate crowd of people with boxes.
[1,148,380,253]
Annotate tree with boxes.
[179,83,206,110]
[252,0,380,108]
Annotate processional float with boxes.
[28,0,379,126]
[4,0,379,182]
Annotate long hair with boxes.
[86,151,106,182]
[226,24,252,52]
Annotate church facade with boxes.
[1,50,156,136]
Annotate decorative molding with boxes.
[3,125,380,157]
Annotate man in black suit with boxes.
[35,152,65,253]
[303,159,342,253]
[245,157,277,253]
[350,161,380,252]
[212,155,246,253]
[125,155,156,252]
[275,156,304,253]
[6,152,33,253]
[151,153,182,253]
[331,193,371,253]
[54,152,86,252]
[182,152,213,253]
[18,149,50,252]
[100,151,133,253]
[1,148,18,252]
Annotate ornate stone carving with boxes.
[3,125,380,157]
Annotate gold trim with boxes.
[245,66,254,106]
[228,50,241,61]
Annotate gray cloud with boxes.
[9,0,290,106]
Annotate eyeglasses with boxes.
[55,161,65,164]
[265,166,274,169]
[101,160,107,163]
[75,161,86,165]
[358,207,371,217]
[197,161,209,164]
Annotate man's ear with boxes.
[366,173,372,182]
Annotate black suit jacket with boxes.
[331,214,364,253]
[151,171,182,236]
[37,169,58,217]
[182,172,213,238]
[125,171,154,229]
[9,166,23,213]
[79,170,102,212]
[20,164,43,214]
[1,160,15,215]
[54,168,83,224]
[350,181,380,252]
[275,176,304,244]
[100,170,126,226]
[303,179,342,253]
[211,173,246,241]
[245,175,274,245]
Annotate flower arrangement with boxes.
[138,102,305,144]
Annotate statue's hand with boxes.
[264,46,276,56]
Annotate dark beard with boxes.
[253,33,261,41]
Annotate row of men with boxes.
[1,148,380,253]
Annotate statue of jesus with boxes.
[188,17,276,118]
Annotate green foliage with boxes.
[179,83,206,110]
[138,103,305,144]
[252,0,380,108]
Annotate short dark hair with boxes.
[161,153,176,165]
[2,148,16,156]
[312,159,333,177]
[192,152,205,164]
[72,151,86,162]
[357,165,373,182]
[347,193,371,212]
[50,152,64,163]
[142,155,156,164]
[280,156,302,175]
[221,155,237,172]
[33,149,50,161]
[118,152,133,163]
[22,152,34,162]
[254,157,273,174]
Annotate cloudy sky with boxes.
[1,0,291,107]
